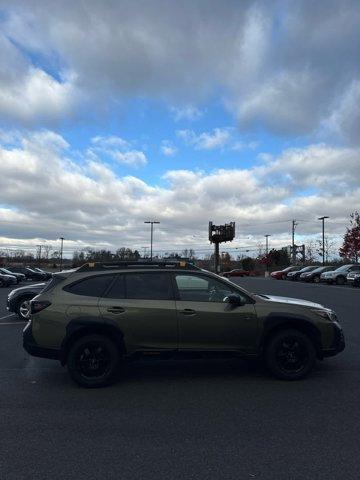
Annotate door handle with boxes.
[179,308,196,316]
[107,306,125,314]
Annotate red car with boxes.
[270,266,301,280]
[222,269,250,278]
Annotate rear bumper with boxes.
[321,322,345,358]
[23,321,61,361]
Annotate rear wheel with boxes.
[265,329,316,380]
[67,334,121,388]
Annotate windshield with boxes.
[335,265,353,272]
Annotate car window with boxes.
[350,266,360,271]
[104,275,125,299]
[63,274,116,297]
[125,272,173,300]
[175,274,235,302]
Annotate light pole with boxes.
[265,234,271,275]
[144,221,160,261]
[318,216,329,266]
[36,245,42,268]
[59,237,65,271]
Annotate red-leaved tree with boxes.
[339,211,360,262]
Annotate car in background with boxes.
[286,266,318,281]
[320,264,360,285]
[222,269,251,278]
[0,272,18,287]
[7,282,47,319]
[346,271,360,287]
[0,267,26,284]
[270,266,302,280]
[300,266,335,283]
[32,267,52,280]
[9,267,48,281]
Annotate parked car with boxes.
[222,269,250,278]
[286,266,318,281]
[320,264,360,285]
[32,268,53,280]
[0,272,18,287]
[7,282,47,319]
[9,267,48,281]
[0,267,26,284]
[23,260,345,387]
[346,271,360,287]
[270,266,301,280]
[300,266,335,283]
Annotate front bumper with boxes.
[23,320,62,361]
[321,322,345,358]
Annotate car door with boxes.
[173,273,258,353]
[98,271,177,353]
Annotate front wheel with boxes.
[67,334,121,388]
[313,275,320,283]
[265,329,316,380]
[16,296,33,320]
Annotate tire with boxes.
[313,276,320,283]
[281,275,287,280]
[265,329,316,380]
[16,296,34,320]
[67,334,121,388]
[0,279,4,288]
[336,276,345,285]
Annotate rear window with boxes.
[125,272,173,300]
[63,275,116,297]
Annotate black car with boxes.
[0,267,26,284]
[32,267,53,280]
[7,282,47,320]
[300,266,335,283]
[9,267,47,281]
[286,266,318,281]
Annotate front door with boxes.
[174,273,258,353]
[98,271,178,353]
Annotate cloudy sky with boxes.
[0,0,359,258]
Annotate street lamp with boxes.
[59,237,65,271]
[265,234,271,275]
[144,221,160,261]
[318,217,329,266]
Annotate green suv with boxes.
[23,261,345,387]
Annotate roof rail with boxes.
[77,260,201,272]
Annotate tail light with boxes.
[30,300,51,314]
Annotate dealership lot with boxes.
[0,278,359,480]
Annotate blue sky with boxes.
[0,0,359,258]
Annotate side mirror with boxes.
[223,294,245,307]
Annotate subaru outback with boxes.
[23,261,345,388]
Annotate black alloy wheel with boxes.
[313,275,320,283]
[67,334,121,388]
[265,329,316,380]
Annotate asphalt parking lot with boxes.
[0,278,359,480]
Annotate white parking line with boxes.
[0,313,16,321]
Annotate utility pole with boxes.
[144,221,160,261]
[265,234,271,276]
[59,237,64,271]
[318,216,329,266]
[292,220,298,264]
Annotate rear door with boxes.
[173,273,258,353]
[98,271,177,352]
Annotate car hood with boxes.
[9,282,46,294]
[259,294,324,309]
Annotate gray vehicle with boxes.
[300,266,335,283]
[0,272,17,287]
[286,266,318,281]
[0,267,26,284]
[23,261,345,387]
[320,264,360,285]
[347,271,360,287]
[7,282,47,319]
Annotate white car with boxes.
[321,264,360,285]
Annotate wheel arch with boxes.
[261,315,322,358]
[61,318,126,365]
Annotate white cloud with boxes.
[89,135,147,168]
[171,105,203,122]
[112,150,148,167]
[0,131,357,252]
[177,128,231,150]
[160,140,177,156]
[1,1,360,142]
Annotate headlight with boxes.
[311,308,337,322]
